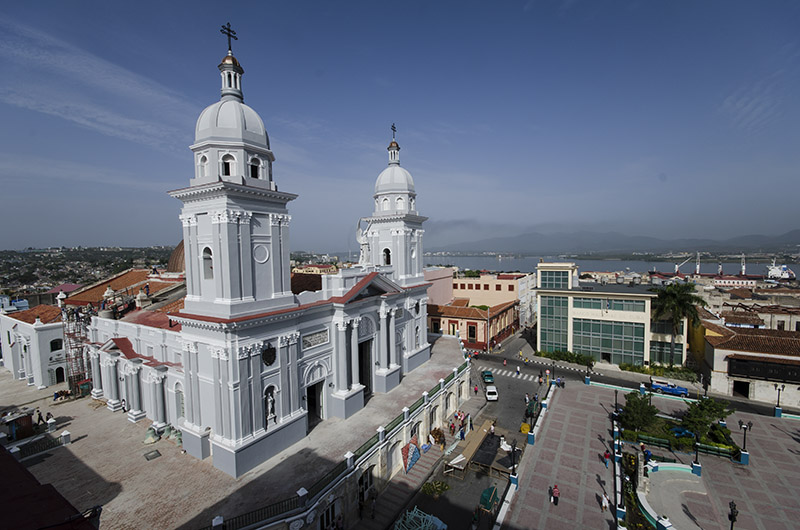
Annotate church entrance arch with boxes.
[358,339,373,398]
[55,366,65,384]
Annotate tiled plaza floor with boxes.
[507,383,800,530]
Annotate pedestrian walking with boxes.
[469,416,474,431]
[460,427,465,440]
[36,410,44,425]
[548,485,554,503]
[516,366,520,376]
[602,492,610,512]
[503,359,507,366]
[552,485,560,506]
[121,399,127,413]
[45,412,53,421]
[474,385,479,396]
[525,393,530,404]
[603,449,611,468]
[490,423,495,436]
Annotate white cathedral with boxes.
[85,47,431,477]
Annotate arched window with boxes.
[383,248,391,266]
[202,247,214,280]
[410,198,415,210]
[221,154,235,176]
[198,155,208,178]
[249,158,260,179]
[396,197,405,210]
[382,198,389,211]
[50,338,63,352]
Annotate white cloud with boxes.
[0,18,198,152]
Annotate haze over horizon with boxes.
[2,1,799,252]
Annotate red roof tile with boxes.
[121,309,182,332]
[706,327,800,356]
[65,269,181,306]
[6,304,61,325]
[44,283,82,294]
[109,337,181,368]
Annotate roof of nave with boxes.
[4,304,62,325]
[65,269,182,306]
[108,337,181,368]
[120,309,182,332]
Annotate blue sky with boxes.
[1,1,798,253]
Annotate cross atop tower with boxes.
[220,22,238,52]
[391,123,397,140]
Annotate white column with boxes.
[350,319,360,387]
[287,333,300,412]
[130,364,143,413]
[90,351,103,397]
[389,309,398,367]
[335,321,348,391]
[378,307,389,368]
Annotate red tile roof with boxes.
[121,309,182,332]
[428,300,518,320]
[172,272,405,325]
[451,298,470,307]
[706,327,800,356]
[720,312,765,326]
[6,304,61,325]
[726,353,800,366]
[65,269,181,306]
[109,337,181,368]
[44,283,82,294]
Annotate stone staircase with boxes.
[358,433,454,530]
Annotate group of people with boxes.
[35,409,54,426]
[449,410,472,441]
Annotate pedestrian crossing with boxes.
[479,364,602,380]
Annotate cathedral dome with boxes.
[374,138,414,194]
[375,165,415,194]
[195,98,270,148]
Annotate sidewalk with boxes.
[362,391,488,529]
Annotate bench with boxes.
[637,434,671,450]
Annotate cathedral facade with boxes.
[85,48,431,477]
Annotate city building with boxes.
[74,46,432,478]
[0,305,66,388]
[451,272,535,328]
[427,300,518,352]
[291,264,338,275]
[703,323,800,405]
[534,262,689,366]
[423,267,455,306]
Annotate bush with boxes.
[537,350,595,368]
[421,481,450,497]
[618,363,698,383]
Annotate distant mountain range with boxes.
[433,229,800,255]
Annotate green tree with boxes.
[680,397,733,442]
[650,283,707,366]
[619,392,659,433]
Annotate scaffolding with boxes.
[61,306,93,396]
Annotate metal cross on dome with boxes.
[220,22,238,52]
[391,123,397,139]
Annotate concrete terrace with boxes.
[1,335,469,530]
[507,383,800,530]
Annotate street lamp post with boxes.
[738,420,753,452]
[614,389,619,411]
[552,359,556,381]
[728,500,738,530]
[510,438,517,473]
[775,383,785,408]
[694,433,700,465]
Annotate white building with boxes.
[84,46,432,477]
[0,305,67,388]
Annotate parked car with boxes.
[650,379,689,397]
[485,386,498,401]
[482,370,494,384]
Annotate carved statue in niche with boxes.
[265,386,277,424]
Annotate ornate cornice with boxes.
[280,332,300,347]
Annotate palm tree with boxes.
[650,282,707,366]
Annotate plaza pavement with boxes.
[506,381,800,530]
[0,335,471,530]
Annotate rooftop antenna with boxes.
[220,22,238,52]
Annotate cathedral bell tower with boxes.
[361,128,427,287]
[169,42,296,319]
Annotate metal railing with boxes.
[18,434,66,459]
[199,361,471,530]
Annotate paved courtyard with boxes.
[506,382,800,530]
[0,336,469,530]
